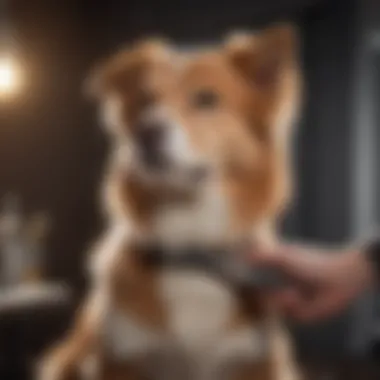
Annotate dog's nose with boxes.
[136,121,166,151]
[135,121,167,166]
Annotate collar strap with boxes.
[136,245,288,290]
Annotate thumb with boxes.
[288,290,349,323]
[250,244,326,284]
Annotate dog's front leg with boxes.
[38,292,103,380]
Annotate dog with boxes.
[39,23,302,380]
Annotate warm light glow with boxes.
[0,57,22,97]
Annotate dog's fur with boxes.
[39,24,302,380]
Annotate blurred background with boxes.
[0,0,379,378]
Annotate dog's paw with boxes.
[36,357,70,380]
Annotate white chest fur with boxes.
[104,270,268,380]
[151,182,230,247]
[160,270,236,351]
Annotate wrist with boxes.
[362,237,380,287]
[339,247,375,291]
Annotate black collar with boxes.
[136,245,287,290]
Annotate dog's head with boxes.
[88,24,301,230]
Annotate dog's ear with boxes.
[84,38,171,101]
[83,49,142,101]
[225,24,298,92]
[225,24,301,140]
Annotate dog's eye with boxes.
[192,90,219,110]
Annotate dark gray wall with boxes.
[296,1,357,243]
[347,0,380,357]
[288,0,360,357]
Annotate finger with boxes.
[249,243,286,264]
[288,291,349,323]
[256,245,334,285]
[267,288,301,314]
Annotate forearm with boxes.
[345,248,376,289]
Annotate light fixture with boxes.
[0,0,23,100]
[0,55,21,97]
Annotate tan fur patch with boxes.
[109,244,167,329]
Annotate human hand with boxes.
[251,244,374,322]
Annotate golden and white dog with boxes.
[40,24,302,380]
